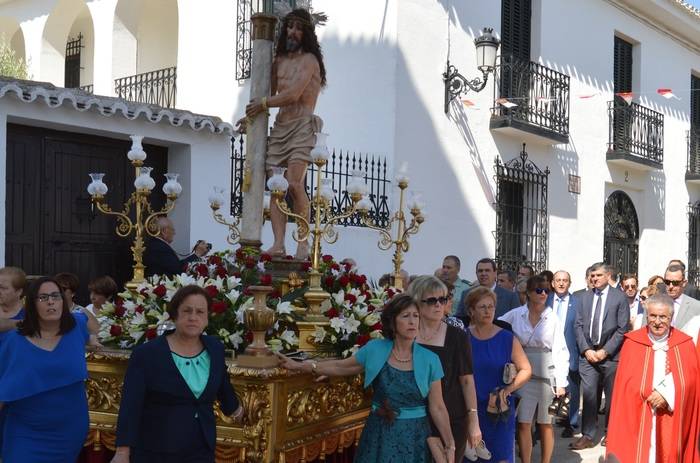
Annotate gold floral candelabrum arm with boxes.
[208,186,242,245]
[358,177,424,291]
[269,157,364,317]
[87,135,182,292]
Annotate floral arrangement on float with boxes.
[97,247,397,357]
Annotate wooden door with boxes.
[5,124,168,305]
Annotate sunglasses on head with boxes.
[533,287,550,295]
[663,279,684,287]
[421,296,449,306]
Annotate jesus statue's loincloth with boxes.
[266,114,323,168]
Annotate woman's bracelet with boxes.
[467,408,478,413]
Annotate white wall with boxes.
[68,5,94,86]
[136,0,177,73]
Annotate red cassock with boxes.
[606,327,700,463]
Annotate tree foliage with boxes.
[0,38,29,80]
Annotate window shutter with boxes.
[501,0,531,61]
[613,37,633,93]
[691,74,700,126]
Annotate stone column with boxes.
[239,14,277,250]
[86,0,118,96]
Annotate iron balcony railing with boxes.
[114,67,177,108]
[79,84,93,94]
[607,101,664,165]
[493,55,570,138]
[687,127,700,175]
[230,135,391,228]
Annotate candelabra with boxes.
[208,187,271,245]
[356,168,425,290]
[267,133,368,318]
[86,135,182,291]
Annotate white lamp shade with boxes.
[208,186,226,208]
[134,167,156,191]
[266,167,289,192]
[310,132,330,162]
[319,178,334,202]
[346,169,366,195]
[356,195,373,212]
[87,173,108,196]
[474,28,500,72]
[127,135,147,162]
[162,173,182,196]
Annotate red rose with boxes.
[367,304,376,312]
[205,285,219,298]
[371,322,382,331]
[244,257,256,269]
[343,262,353,272]
[115,296,124,306]
[196,263,209,277]
[211,300,227,314]
[109,325,122,337]
[235,248,245,260]
[209,255,222,265]
[242,287,252,296]
[338,275,350,287]
[386,288,395,299]
[215,266,227,278]
[153,285,167,298]
[270,289,281,298]
[114,306,126,318]
[322,254,333,263]
[357,274,367,285]
[331,263,340,271]
[345,293,357,304]
[145,328,157,340]
[357,334,370,346]
[135,305,145,313]
[301,262,312,272]
[233,271,242,278]
[326,308,339,319]
[260,274,272,285]
[244,330,254,343]
[260,253,272,263]
[324,276,335,288]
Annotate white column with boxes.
[18,16,48,81]
[86,0,118,96]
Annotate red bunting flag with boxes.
[615,92,634,104]
[496,98,518,108]
[461,99,475,107]
[578,92,600,99]
[657,88,678,99]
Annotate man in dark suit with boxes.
[570,262,629,450]
[620,273,642,328]
[143,217,207,278]
[458,258,521,320]
[572,265,594,299]
[549,270,581,437]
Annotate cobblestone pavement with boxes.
[527,419,606,463]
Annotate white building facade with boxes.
[0,0,699,289]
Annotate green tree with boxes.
[0,38,29,80]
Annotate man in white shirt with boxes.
[641,264,700,336]
[621,273,641,328]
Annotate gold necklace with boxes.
[420,322,442,342]
[391,348,412,363]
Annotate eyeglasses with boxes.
[623,284,637,290]
[533,287,550,295]
[37,292,62,302]
[639,295,648,301]
[663,279,684,287]
[474,303,495,311]
[421,296,449,306]
[648,314,670,323]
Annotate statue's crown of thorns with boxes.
[273,1,328,28]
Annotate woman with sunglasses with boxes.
[0,276,99,462]
[498,275,569,463]
[407,276,480,461]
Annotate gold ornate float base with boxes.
[85,351,371,462]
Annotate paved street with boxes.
[528,417,606,463]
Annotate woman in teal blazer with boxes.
[277,294,455,463]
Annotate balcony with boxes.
[114,67,177,109]
[687,127,700,183]
[490,56,570,145]
[607,101,664,170]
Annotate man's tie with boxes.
[556,298,563,320]
[591,290,602,345]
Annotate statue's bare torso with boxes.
[272,52,321,122]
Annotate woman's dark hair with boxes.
[275,9,327,87]
[380,293,417,340]
[167,285,212,321]
[539,270,554,284]
[88,275,118,299]
[526,275,548,293]
[54,272,80,294]
[18,276,75,337]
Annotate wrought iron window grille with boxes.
[494,143,549,272]
[65,33,83,89]
[492,54,571,138]
[607,101,664,165]
[114,67,177,109]
[688,202,700,288]
[229,135,391,228]
[688,127,700,176]
[604,191,639,276]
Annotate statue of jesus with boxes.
[239,8,326,260]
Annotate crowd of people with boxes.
[2,243,700,462]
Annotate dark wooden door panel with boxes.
[5,124,168,305]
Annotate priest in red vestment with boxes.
[606,294,700,463]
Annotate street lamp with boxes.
[87,135,182,291]
[443,27,501,113]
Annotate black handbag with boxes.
[548,393,571,419]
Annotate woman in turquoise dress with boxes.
[276,294,456,463]
[466,286,531,463]
[0,276,100,462]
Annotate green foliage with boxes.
[0,39,29,80]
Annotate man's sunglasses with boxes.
[663,279,684,287]
[533,287,550,295]
[422,296,449,306]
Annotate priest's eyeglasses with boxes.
[647,314,670,323]
[37,292,62,302]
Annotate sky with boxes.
[688,0,700,8]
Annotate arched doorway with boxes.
[604,190,639,276]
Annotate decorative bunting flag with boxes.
[461,99,475,107]
[615,92,634,104]
[496,98,518,108]
[578,92,600,99]
[657,88,679,100]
